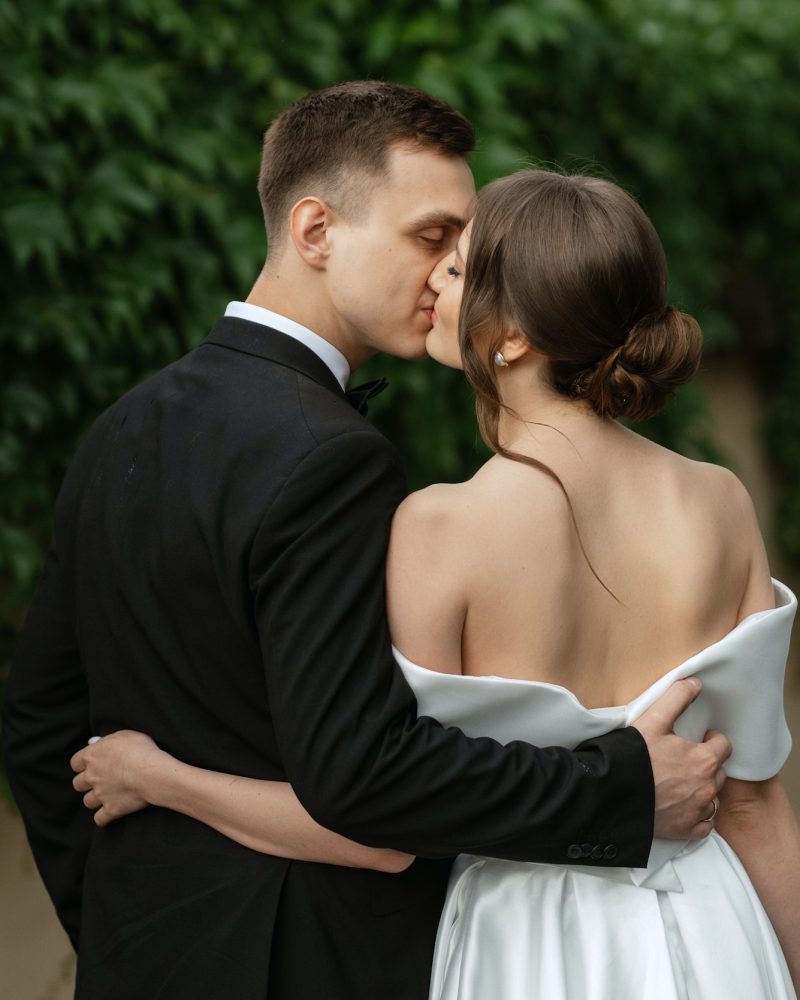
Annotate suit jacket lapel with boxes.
[202,317,346,400]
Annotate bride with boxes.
[73,169,800,997]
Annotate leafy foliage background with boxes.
[2,0,799,694]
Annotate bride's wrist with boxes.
[140,749,183,808]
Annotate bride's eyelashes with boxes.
[447,265,462,277]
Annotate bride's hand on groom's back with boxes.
[70,730,162,826]
[633,678,732,841]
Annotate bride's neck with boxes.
[495,358,606,455]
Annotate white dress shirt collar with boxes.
[224,301,350,390]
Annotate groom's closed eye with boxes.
[418,229,446,249]
[407,210,467,253]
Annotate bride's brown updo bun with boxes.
[571,306,702,421]
[460,170,703,449]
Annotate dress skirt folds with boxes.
[430,836,792,1000]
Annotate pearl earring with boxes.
[494,351,508,368]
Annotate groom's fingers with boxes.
[702,729,732,791]
[702,729,732,760]
[633,677,701,739]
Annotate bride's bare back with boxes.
[387,416,773,708]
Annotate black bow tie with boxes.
[345,377,389,415]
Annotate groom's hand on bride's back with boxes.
[632,677,731,841]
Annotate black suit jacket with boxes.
[3,317,654,999]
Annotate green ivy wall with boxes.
[2,0,799,680]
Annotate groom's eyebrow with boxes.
[407,210,467,233]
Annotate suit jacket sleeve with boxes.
[2,535,93,951]
[252,429,654,866]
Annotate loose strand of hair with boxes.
[474,392,621,604]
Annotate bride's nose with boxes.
[428,254,452,293]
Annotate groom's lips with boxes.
[422,307,436,325]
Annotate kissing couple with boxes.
[5,81,798,999]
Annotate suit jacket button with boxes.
[591,846,605,860]
[567,844,582,860]
[580,843,593,858]
[604,844,619,860]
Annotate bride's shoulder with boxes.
[391,481,476,536]
[671,458,766,560]
[392,461,525,530]
[388,480,496,582]
[676,456,755,511]
[632,433,746,495]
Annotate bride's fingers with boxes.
[73,772,92,793]
[83,790,102,811]
[93,806,115,828]
[70,748,87,773]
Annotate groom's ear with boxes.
[288,197,334,269]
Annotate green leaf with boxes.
[2,198,75,274]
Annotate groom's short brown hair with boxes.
[258,81,475,252]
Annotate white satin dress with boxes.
[394,581,797,1000]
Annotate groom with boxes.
[3,82,729,999]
